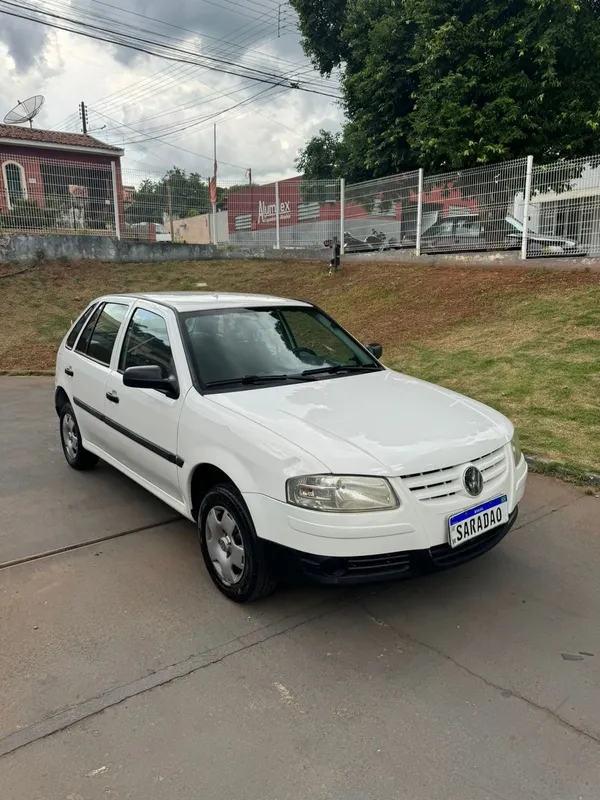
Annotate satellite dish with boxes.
[3,95,45,128]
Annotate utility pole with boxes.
[166,179,175,241]
[248,168,252,187]
[79,101,88,134]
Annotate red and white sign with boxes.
[68,185,88,198]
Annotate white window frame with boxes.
[2,160,28,210]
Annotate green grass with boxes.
[1,257,599,477]
[393,288,600,475]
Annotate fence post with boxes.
[415,168,424,257]
[166,180,175,241]
[110,160,121,240]
[275,181,281,249]
[521,155,534,260]
[339,178,346,255]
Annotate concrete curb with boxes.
[525,455,600,487]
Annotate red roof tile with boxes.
[0,125,123,153]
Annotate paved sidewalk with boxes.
[2,470,599,800]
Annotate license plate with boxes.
[448,495,509,549]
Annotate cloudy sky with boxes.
[0,0,343,184]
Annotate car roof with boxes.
[104,292,312,312]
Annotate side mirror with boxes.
[366,343,383,359]
[123,365,179,398]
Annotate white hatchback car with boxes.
[55,292,528,601]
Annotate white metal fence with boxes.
[2,149,600,257]
[0,152,120,236]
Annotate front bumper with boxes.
[265,507,519,585]
[244,450,528,560]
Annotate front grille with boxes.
[400,446,508,504]
[285,506,519,586]
[299,551,412,584]
[346,552,412,579]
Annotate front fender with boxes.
[178,393,328,512]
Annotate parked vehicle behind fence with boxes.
[128,222,172,243]
[417,214,582,255]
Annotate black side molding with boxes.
[73,397,184,468]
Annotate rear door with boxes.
[67,301,130,450]
[103,303,186,502]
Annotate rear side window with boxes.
[75,304,104,355]
[66,304,97,350]
[76,303,128,366]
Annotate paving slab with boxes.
[0,377,176,564]
[2,380,599,799]
[0,521,335,739]
[2,600,599,800]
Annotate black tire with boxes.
[198,482,276,602]
[59,401,99,471]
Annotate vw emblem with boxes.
[464,466,483,497]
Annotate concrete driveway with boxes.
[1,377,599,799]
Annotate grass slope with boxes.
[1,258,598,474]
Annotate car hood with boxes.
[207,370,513,476]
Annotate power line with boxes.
[114,86,280,143]
[46,1,334,131]
[91,107,252,171]
[0,2,342,99]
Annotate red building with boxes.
[0,125,125,233]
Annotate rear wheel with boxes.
[59,401,99,471]
[198,483,276,602]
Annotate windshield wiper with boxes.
[205,373,316,388]
[300,364,382,377]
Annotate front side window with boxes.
[183,306,380,389]
[76,302,128,365]
[119,308,174,377]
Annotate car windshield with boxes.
[182,306,381,389]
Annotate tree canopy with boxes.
[124,169,253,224]
[291,0,600,181]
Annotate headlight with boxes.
[511,432,522,465]
[286,475,399,512]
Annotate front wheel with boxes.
[198,483,276,602]
[59,402,99,471]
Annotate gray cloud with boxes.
[0,0,341,177]
[1,15,49,73]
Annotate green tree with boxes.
[291,0,600,239]
[293,0,600,173]
[125,169,211,225]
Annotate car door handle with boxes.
[64,367,74,377]
[106,391,120,404]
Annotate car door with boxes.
[66,300,130,450]
[103,304,185,502]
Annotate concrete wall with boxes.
[172,211,229,244]
[0,232,329,264]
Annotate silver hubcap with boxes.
[62,413,79,461]
[205,506,245,586]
